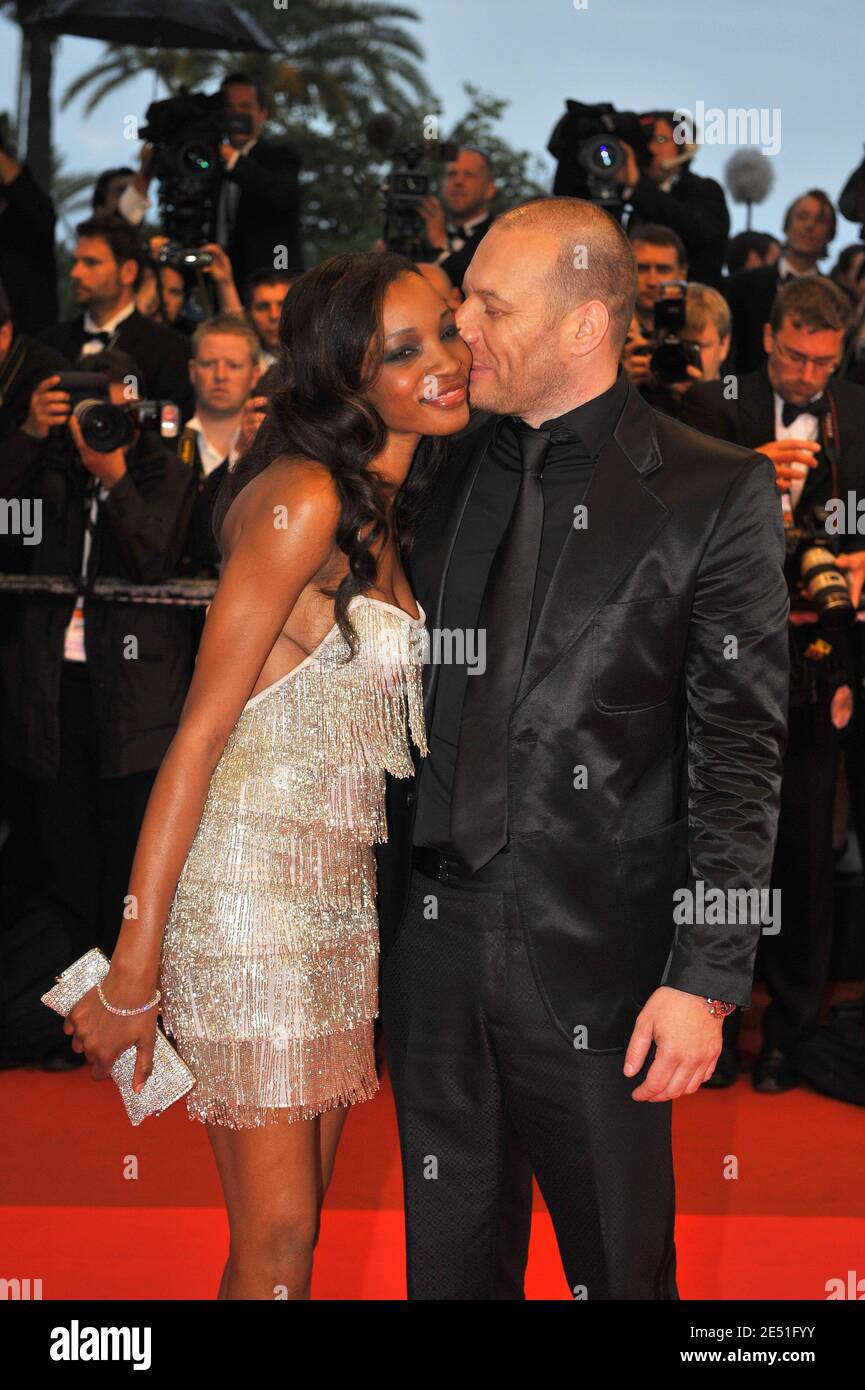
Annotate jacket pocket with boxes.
[617,813,689,1007]
[592,595,681,711]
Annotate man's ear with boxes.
[762,322,774,356]
[565,299,611,359]
[0,320,13,356]
[120,257,139,291]
[720,333,731,361]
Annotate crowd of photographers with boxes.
[1,78,864,1094]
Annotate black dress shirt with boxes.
[413,370,629,852]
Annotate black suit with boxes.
[37,309,193,419]
[223,139,303,292]
[440,214,495,290]
[626,167,730,288]
[0,165,58,334]
[0,332,69,443]
[724,263,780,373]
[681,368,865,1057]
[378,384,789,1297]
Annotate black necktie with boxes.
[449,426,551,870]
[782,396,829,427]
[83,330,111,347]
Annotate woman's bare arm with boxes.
[65,462,341,1086]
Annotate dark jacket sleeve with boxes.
[100,439,195,583]
[628,171,730,254]
[664,454,790,1005]
[678,383,739,442]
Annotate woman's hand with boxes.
[63,973,159,1093]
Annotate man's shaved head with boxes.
[495,197,637,355]
[457,196,636,423]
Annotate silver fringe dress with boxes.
[158,595,428,1128]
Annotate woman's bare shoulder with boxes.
[224,455,340,553]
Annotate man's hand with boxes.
[132,143,154,195]
[419,194,448,251]
[624,986,725,1099]
[622,326,654,386]
[832,684,854,730]
[667,363,704,398]
[614,138,640,189]
[835,551,865,610]
[22,375,70,439]
[68,414,127,489]
[755,438,821,493]
[237,394,268,458]
[200,243,235,286]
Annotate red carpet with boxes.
[2,985,863,1300]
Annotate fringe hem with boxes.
[185,1073,380,1129]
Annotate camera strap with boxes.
[819,393,841,496]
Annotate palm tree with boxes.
[61,1,435,128]
[3,0,56,189]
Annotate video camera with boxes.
[366,115,459,257]
[547,100,652,214]
[56,372,180,454]
[139,88,251,250]
[649,284,702,383]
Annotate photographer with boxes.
[726,189,836,372]
[243,268,292,369]
[727,230,781,277]
[0,280,68,450]
[622,224,687,385]
[0,348,196,1017]
[627,281,731,418]
[418,147,496,288]
[681,277,865,1093]
[617,110,730,287]
[0,139,58,335]
[38,214,193,419]
[92,166,135,217]
[119,73,303,290]
[177,314,261,578]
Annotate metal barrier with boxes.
[0,576,217,606]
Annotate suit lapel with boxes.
[515,385,670,707]
[411,414,497,721]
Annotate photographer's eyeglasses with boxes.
[774,338,840,371]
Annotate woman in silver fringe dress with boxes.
[64,251,473,1299]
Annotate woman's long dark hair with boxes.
[211,251,447,656]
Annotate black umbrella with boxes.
[21,0,278,51]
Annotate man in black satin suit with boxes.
[376,196,790,1300]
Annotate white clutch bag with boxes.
[41,947,195,1126]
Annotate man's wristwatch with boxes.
[706,998,737,1018]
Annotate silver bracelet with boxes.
[96,981,161,1016]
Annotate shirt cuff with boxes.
[118,182,151,225]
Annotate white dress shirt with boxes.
[80,300,136,353]
[186,415,240,476]
[774,390,820,514]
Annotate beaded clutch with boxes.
[41,947,195,1125]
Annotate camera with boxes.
[547,100,652,214]
[155,243,214,272]
[785,504,855,628]
[55,373,180,454]
[649,285,703,383]
[139,88,252,248]
[365,115,458,257]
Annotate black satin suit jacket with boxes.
[376,383,790,1051]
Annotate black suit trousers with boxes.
[381,863,679,1300]
[7,662,156,956]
